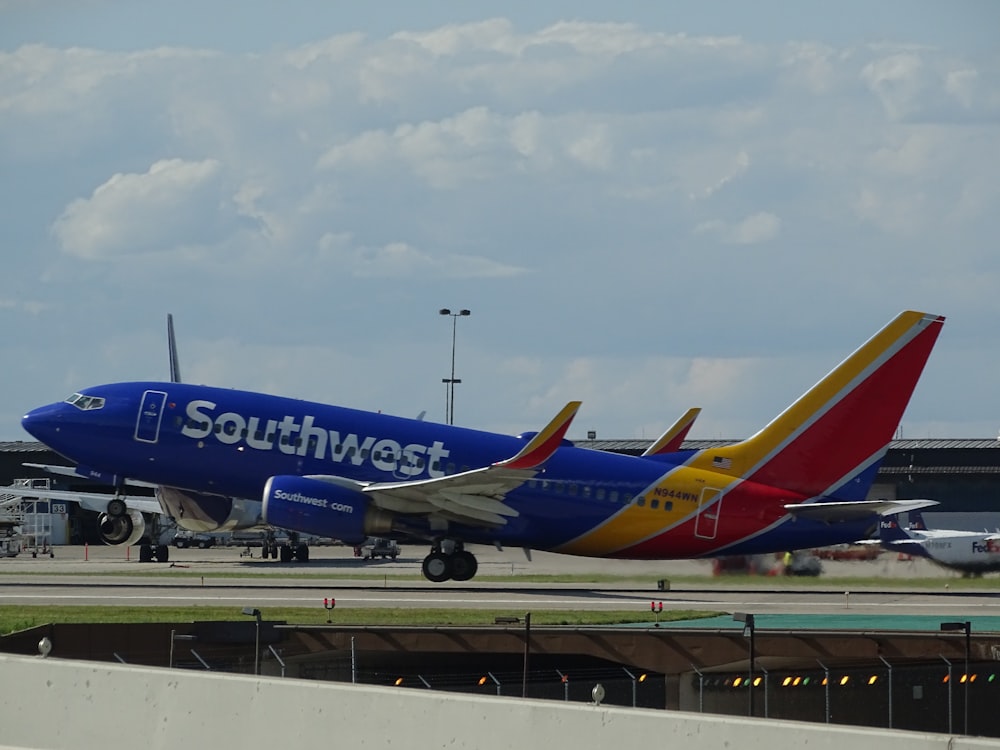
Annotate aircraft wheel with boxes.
[295,544,309,562]
[107,498,127,517]
[422,551,452,583]
[138,544,153,563]
[155,545,169,563]
[279,544,293,563]
[450,550,478,582]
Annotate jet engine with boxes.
[97,509,145,547]
[262,475,393,545]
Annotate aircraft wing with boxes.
[310,401,582,528]
[0,485,163,515]
[23,463,159,489]
[784,498,938,523]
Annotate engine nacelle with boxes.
[97,509,146,546]
[262,475,393,545]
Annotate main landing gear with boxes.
[421,541,478,583]
[260,530,310,563]
[138,542,169,563]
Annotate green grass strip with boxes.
[0,605,720,635]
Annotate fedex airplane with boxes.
[3,310,943,582]
[873,512,1000,576]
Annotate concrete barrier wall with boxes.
[0,654,998,750]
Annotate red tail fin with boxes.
[689,311,944,500]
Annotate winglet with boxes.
[641,407,701,456]
[494,401,582,470]
[167,313,182,384]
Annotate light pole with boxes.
[941,620,971,734]
[734,612,756,717]
[242,607,262,676]
[439,308,470,425]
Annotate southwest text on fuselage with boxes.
[179,400,449,478]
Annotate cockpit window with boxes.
[64,393,106,411]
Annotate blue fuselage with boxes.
[22,381,876,556]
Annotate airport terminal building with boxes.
[3,437,1000,545]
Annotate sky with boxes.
[1,1,999,443]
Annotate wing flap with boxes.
[307,402,580,529]
[425,495,510,526]
[438,490,520,518]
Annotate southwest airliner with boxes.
[2,310,943,582]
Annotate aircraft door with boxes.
[134,390,167,444]
[694,487,723,540]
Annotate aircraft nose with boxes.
[21,402,65,444]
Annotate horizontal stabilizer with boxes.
[784,498,938,523]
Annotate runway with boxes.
[0,543,996,618]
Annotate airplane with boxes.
[2,309,944,582]
[871,511,1000,576]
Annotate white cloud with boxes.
[731,212,781,244]
[317,233,526,279]
[392,18,518,57]
[2,17,999,440]
[51,158,226,260]
[0,298,48,315]
[861,52,926,121]
[694,212,781,245]
[780,42,839,94]
[687,150,751,199]
[317,106,624,187]
[0,44,217,117]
